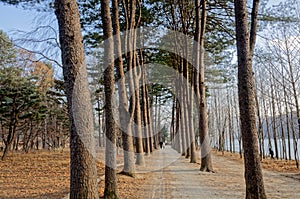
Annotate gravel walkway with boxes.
[138,146,300,199]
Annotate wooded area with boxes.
[0,0,299,198]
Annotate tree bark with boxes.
[141,56,151,155]
[112,0,136,177]
[100,0,119,198]
[270,77,279,159]
[197,0,213,172]
[254,82,264,160]
[283,78,292,160]
[54,0,99,198]
[289,106,299,168]
[234,0,267,198]
[145,84,154,153]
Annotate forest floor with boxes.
[0,147,299,198]
[0,149,149,199]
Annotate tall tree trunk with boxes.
[283,31,300,142]
[145,84,154,153]
[255,82,264,160]
[227,91,233,153]
[132,1,145,166]
[134,77,145,165]
[230,90,236,153]
[170,95,176,147]
[182,57,190,159]
[152,99,158,149]
[234,0,267,198]
[112,0,136,177]
[233,91,242,158]
[261,84,272,155]
[275,87,286,160]
[100,0,119,198]
[283,82,292,160]
[179,59,186,156]
[54,0,99,198]
[270,78,279,159]
[198,0,213,172]
[2,112,18,160]
[141,57,150,155]
[97,98,102,147]
[175,100,182,153]
[122,0,145,165]
[289,106,299,168]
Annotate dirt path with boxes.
[138,146,300,199]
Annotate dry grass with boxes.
[212,149,300,173]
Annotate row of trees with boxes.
[208,5,300,169]
[2,0,298,198]
[95,0,213,197]
[76,0,266,197]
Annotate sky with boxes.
[0,3,36,36]
[0,3,62,77]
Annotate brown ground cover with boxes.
[212,149,299,173]
[0,149,149,199]
[0,150,70,199]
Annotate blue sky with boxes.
[0,3,62,77]
[0,3,36,37]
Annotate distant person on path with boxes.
[159,141,164,149]
[269,147,274,159]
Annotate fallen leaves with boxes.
[0,150,70,199]
[213,149,300,173]
[0,149,150,199]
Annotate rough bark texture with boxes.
[179,60,186,156]
[112,0,136,177]
[182,57,190,159]
[134,76,145,165]
[100,0,119,198]
[197,0,213,172]
[189,67,197,163]
[133,53,145,165]
[122,0,145,166]
[54,0,99,198]
[234,0,267,198]
[141,60,151,155]
[146,84,154,153]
